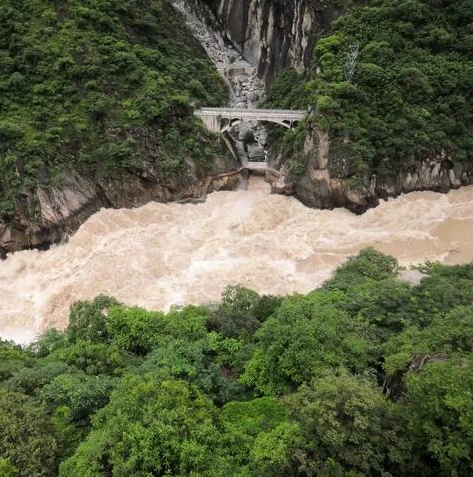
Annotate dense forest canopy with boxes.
[0,0,226,218]
[265,0,473,179]
[2,249,473,476]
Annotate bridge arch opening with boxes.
[221,118,243,133]
[222,118,298,134]
[230,118,241,128]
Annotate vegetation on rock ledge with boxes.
[265,0,473,180]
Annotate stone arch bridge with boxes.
[194,107,305,133]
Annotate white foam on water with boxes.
[1,177,473,343]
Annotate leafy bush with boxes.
[1,251,473,475]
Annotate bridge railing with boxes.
[193,107,306,133]
[195,107,306,118]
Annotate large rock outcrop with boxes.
[275,124,473,213]
[201,0,343,81]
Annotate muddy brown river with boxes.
[1,178,473,343]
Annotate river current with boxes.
[2,177,473,343]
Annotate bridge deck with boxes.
[195,107,305,120]
[194,107,305,133]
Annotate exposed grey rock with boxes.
[200,0,344,81]
[0,149,245,255]
[280,124,473,213]
[172,0,265,107]
[397,270,428,286]
[246,143,265,161]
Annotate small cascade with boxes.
[172,0,269,165]
[172,0,265,108]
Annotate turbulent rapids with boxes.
[1,177,473,343]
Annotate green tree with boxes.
[0,340,30,381]
[384,305,473,377]
[323,248,398,292]
[60,373,223,476]
[28,328,68,358]
[139,336,246,404]
[2,359,70,395]
[67,295,120,344]
[0,458,18,477]
[49,340,137,376]
[41,372,117,426]
[41,372,118,459]
[107,304,208,355]
[241,293,372,395]
[218,397,288,474]
[0,390,58,477]
[337,278,413,340]
[107,306,166,355]
[406,355,473,475]
[209,286,263,339]
[284,372,409,476]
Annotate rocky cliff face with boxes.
[274,124,473,213]
[201,0,343,81]
[0,138,244,257]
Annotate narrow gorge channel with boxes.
[173,0,270,163]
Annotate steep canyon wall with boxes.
[286,126,473,213]
[198,0,473,211]
[3,0,472,255]
[201,0,342,81]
